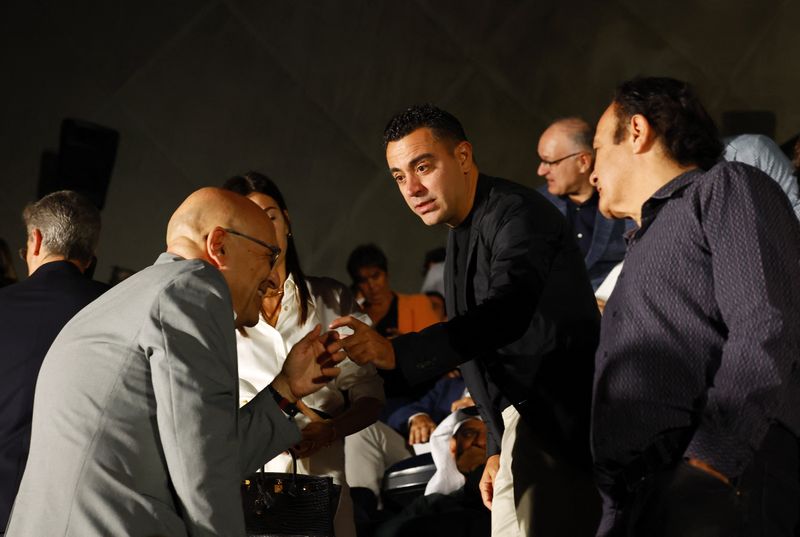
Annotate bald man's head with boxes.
[537,117,596,203]
[167,187,280,328]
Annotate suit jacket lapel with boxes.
[584,210,613,269]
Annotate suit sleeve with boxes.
[393,194,559,384]
[148,268,297,536]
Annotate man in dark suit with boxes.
[0,190,107,531]
[331,104,601,536]
[536,117,628,291]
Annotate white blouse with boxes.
[236,274,384,483]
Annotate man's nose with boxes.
[404,174,426,197]
[537,161,548,177]
[589,170,599,187]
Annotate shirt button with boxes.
[283,306,289,311]
[577,233,583,239]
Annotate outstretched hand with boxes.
[326,315,396,370]
[273,325,343,401]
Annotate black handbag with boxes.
[242,451,341,537]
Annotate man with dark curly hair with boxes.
[590,77,800,536]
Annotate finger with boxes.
[299,324,323,344]
[318,365,341,378]
[329,315,368,332]
[479,480,493,510]
[339,340,373,365]
[409,428,419,445]
[318,330,340,346]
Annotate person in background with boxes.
[224,172,384,537]
[0,191,107,531]
[420,247,447,322]
[536,117,629,290]
[346,243,439,417]
[375,408,491,537]
[722,133,800,221]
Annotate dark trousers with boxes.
[604,424,800,537]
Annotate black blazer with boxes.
[393,175,600,467]
[0,261,107,528]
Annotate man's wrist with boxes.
[270,374,297,403]
[267,377,299,419]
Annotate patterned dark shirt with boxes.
[565,191,599,257]
[592,162,800,480]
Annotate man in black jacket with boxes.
[331,104,600,536]
[0,190,107,531]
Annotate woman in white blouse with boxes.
[224,172,384,537]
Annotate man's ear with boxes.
[206,227,227,268]
[629,114,655,154]
[577,152,594,174]
[449,436,457,456]
[454,140,473,172]
[30,228,43,256]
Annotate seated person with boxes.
[346,243,440,418]
[376,408,490,537]
[346,376,470,504]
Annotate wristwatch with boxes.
[267,384,299,419]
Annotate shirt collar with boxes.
[648,169,702,201]
[632,169,702,240]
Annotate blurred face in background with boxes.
[450,418,487,474]
[356,266,391,305]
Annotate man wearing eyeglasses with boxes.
[6,188,343,537]
[536,117,628,291]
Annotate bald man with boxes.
[536,118,628,290]
[6,188,341,537]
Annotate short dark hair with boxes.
[612,77,723,170]
[222,171,312,326]
[347,244,388,284]
[22,190,101,264]
[383,103,468,147]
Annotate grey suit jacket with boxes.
[6,253,300,537]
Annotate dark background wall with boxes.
[1,0,798,291]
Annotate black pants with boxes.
[610,424,800,537]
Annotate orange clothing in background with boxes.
[397,293,439,334]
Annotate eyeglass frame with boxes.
[222,228,281,269]
[538,151,589,168]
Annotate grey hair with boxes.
[22,190,101,263]
[551,117,594,152]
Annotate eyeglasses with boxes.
[223,228,281,269]
[539,151,587,168]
